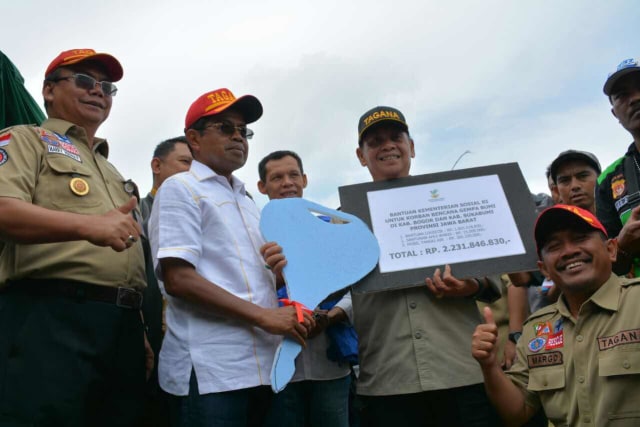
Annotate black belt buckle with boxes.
[116,287,143,309]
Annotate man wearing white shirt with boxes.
[148,88,313,427]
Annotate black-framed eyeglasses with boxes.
[203,121,254,139]
[47,73,118,96]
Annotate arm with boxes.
[472,307,537,426]
[504,284,528,369]
[160,257,313,346]
[0,196,141,252]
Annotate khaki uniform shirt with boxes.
[508,274,640,426]
[0,119,145,289]
[353,286,485,395]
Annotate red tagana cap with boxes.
[45,49,123,82]
[184,88,263,130]
[534,204,607,255]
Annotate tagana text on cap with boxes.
[534,204,608,255]
[603,57,640,96]
[184,88,263,130]
[358,106,408,141]
[549,150,601,182]
[45,49,123,82]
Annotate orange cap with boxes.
[534,204,607,255]
[45,49,123,82]
[184,88,263,130]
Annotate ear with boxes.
[356,147,367,166]
[151,157,162,174]
[257,180,267,195]
[611,107,618,121]
[606,238,617,263]
[42,81,55,104]
[537,259,550,281]
[409,138,416,158]
[185,129,201,155]
[302,173,308,189]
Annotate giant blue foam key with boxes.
[260,198,379,392]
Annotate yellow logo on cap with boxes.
[69,177,90,196]
[205,90,235,112]
[364,110,401,126]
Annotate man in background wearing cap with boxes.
[350,106,500,426]
[0,49,148,425]
[472,204,640,426]
[597,57,640,276]
[257,150,353,427]
[148,89,314,426]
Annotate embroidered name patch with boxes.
[527,351,563,368]
[598,328,640,351]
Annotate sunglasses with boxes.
[48,73,118,96]
[203,121,254,139]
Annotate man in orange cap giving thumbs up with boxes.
[472,204,640,426]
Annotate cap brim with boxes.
[359,119,409,140]
[603,67,640,95]
[229,95,263,124]
[550,152,601,180]
[534,207,605,255]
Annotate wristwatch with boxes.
[508,331,522,344]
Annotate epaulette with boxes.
[524,303,558,323]
[620,276,640,288]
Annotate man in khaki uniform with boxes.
[472,204,640,426]
[0,48,148,426]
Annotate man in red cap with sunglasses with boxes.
[0,49,149,426]
[472,205,640,426]
[148,88,314,426]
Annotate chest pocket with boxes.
[40,155,103,211]
[527,365,565,392]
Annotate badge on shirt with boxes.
[0,133,10,147]
[527,351,563,368]
[0,148,8,166]
[528,336,547,353]
[544,331,564,350]
[611,176,626,200]
[69,177,90,196]
[534,321,552,336]
[40,130,82,163]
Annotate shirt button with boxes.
[409,302,417,309]
[576,335,584,342]
[578,376,585,383]
[414,332,422,339]
[623,361,631,369]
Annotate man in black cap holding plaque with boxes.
[351,106,500,427]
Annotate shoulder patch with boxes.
[598,156,626,185]
[0,148,8,166]
[0,133,10,147]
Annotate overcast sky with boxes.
[3,0,639,209]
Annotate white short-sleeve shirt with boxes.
[148,160,280,396]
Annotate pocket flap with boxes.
[599,351,640,377]
[45,155,91,176]
[528,366,565,391]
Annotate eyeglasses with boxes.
[203,121,254,140]
[47,73,118,96]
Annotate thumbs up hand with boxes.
[472,307,500,369]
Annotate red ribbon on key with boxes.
[278,298,312,323]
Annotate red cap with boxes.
[534,204,607,255]
[45,49,123,82]
[184,88,263,130]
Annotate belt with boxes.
[2,279,143,310]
